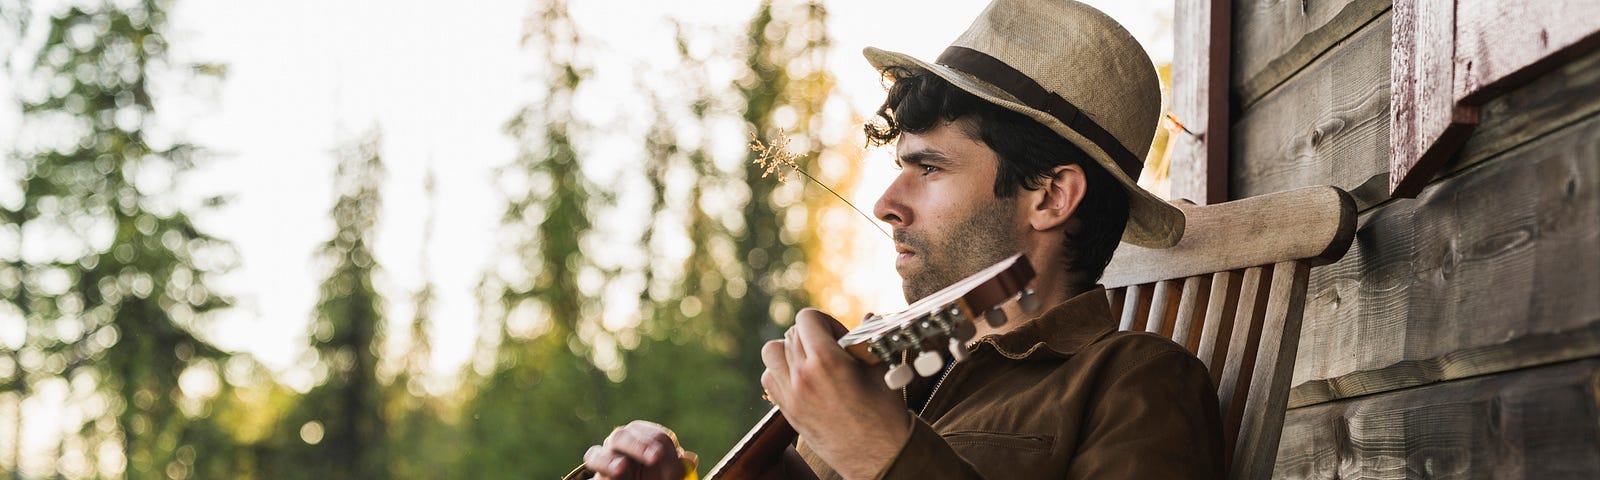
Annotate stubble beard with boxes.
[897,197,1023,303]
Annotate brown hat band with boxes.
[936,46,1143,177]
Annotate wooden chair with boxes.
[1099,186,1356,480]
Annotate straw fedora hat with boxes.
[864,0,1184,248]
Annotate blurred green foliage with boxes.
[3,0,837,478]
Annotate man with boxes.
[577,0,1223,478]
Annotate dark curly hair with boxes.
[865,66,1130,284]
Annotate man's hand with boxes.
[583,420,696,480]
[761,308,912,479]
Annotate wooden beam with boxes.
[1453,0,1600,104]
[1389,0,1478,198]
[1168,0,1229,205]
[1389,0,1600,198]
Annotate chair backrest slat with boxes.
[1097,186,1356,480]
[1146,279,1182,337]
[1229,261,1310,480]
[1169,275,1210,353]
[1105,287,1125,321]
[1118,283,1153,332]
[1216,265,1273,464]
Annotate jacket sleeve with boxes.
[874,411,985,479]
[1064,349,1225,479]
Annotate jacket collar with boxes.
[977,286,1117,360]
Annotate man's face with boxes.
[874,120,1024,303]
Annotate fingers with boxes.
[588,421,684,479]
[784,326,806,369]
[795,308,849,360]
[760,340,790,405]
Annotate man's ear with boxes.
[1027,164,1087,232]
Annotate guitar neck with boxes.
[704,407,797,479]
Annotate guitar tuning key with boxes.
[884,362,914,390]
[1018,288,1040,315]
[913,349,944,377]
[948,338,970,362]
[984,307,1007,328]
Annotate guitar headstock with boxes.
[836,254,1038,389]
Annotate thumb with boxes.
[796,307,850,339]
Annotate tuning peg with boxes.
[948,338,970,362]
[984,308,1007,328]
[884,362,914,389]
[1018,288,1041,314]
[913,350,944,376]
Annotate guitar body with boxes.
[703,408,795,479]
[696,254,1036,479]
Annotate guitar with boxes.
[700,254,1038,479]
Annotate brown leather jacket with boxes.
[567,288,1224,479]
[797,287,1224,479]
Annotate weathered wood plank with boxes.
[1274,360,1600,479]
[1453,0,1600,105]
[1146,279,1182,337]
[1232,0,1390,108]
[1119,283,1153,332]
[1232,261,1310,480]
[1289,112,1600,407]
[1219,266,1272,461]
[1170,275,1210,353]
[1388,0,1478,198]
[1103,186,1355,289]
[1198,270,1243,383]
[1455,47,1600,175]
[1231,14,1392,210]
[1169,0,1230,205]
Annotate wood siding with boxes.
[1226,2,1600,477]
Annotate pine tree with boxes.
[284,128,390,479]
[455,0,613,477]
[4,0,241,476]
[386,165,458,479]
[729,0,835,418]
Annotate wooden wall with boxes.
[1225,1,1600,477]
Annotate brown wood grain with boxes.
[1456,48,1600,175]
[1170,0,1230,205]
[1274,360,1600,479]
[1198,270,1243,384]
[1218,265,1272,463]
[1232,0,1390,108]
[1231,261,1309,480]
[1102,186,1355,289]
[1288,113,1600,408]
[1170,275,1211,353]
[1231,14,1393,210]
[1388,0,1479,198]
[1119,282,1153,332]
[1146,279,1182,337]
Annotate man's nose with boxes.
[874,177,910,227]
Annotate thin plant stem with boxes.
[750,131,893,242]
[790,167,892,241]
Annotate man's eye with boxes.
[920,165,940,175]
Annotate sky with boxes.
[8,0,1173,386]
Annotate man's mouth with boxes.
[894,244,917,263]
